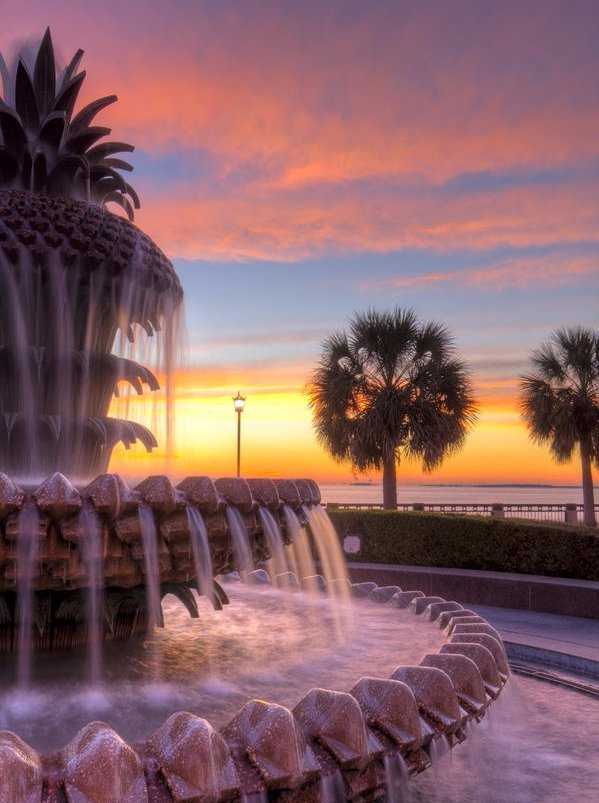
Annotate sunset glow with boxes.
[3,1,597,491]
[108,374,584,488]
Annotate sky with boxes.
[1,0,598,489]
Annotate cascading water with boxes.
[320,769,346,802]
[0,260,37,474]
[138,504,163,632]
[384,753,410,802]
[16,502,39,688]
[283,504,316,583]
[225,505,254,579]
[0,208,182,481]
[241,792,268,803]
[303,503,353,636]
[257,505,289,581]
[428,733,452,801]
[304,503,351,597]
[79,505,104,685]
[186,505,215,604]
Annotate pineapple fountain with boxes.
[0,31,509,802]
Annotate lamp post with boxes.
[233,391,246,477]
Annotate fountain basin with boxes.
[0,576,509,801]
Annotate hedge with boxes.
[327,509,599,582]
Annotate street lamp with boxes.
[232,391,246,477]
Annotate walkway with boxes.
[346,563,599,682]
[466,604,599,681]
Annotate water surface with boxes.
[0,584,443,751]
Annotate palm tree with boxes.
[519,327,599,527]
[307,308,477,509]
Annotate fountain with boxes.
[0,30,509,801]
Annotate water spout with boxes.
[257,505,289,581]
[283,504,317,588]
[225,505,253,580]
[319,769,346,802]
[138,504,162,632]
[186,505,215,606]
[384,753,410,802]
[16,502,39,688]
[79,505,104,685]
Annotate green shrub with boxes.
[328,509,599,581]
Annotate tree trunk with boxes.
[580,439,597,527]
[382,454,397,510]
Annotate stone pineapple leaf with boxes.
[70,95,118,134]
[103,157,134,172]
[102,191,135,220]
[66,125,112,153]
[46,154,88,197]
[33,26,56,116]
[53,70,86,118]
[0,146,18,182]
[0,102,26,151]
[61,47,84,86]
[39,111,66,148]
[86,141,135,163]
[0,27,139,218]
[15,61,39,129]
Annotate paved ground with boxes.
[348,562,599,680]
[464,603,599,680]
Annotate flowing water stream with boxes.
[79,506,104,685]
[138,504,163,631]
[186,504,215,603]
[16,502,39,688]
[257,506,289,580]
[225,505,254,579]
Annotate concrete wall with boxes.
[346,563,599,619]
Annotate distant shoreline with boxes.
[344,482,587,489]
[414,483,584,489]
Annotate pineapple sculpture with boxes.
[0,28,182,479]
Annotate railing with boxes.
[324,501,597,524]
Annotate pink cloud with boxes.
[98,2,598,184]
[134,179,599,262]
[361,251,598,293]
[187,329,324,351]
[3,2,597,181]
[1,2,597,261]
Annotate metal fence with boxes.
[324,501,597,524]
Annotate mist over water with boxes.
[408,677,599,802]
[0,585,444,751]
